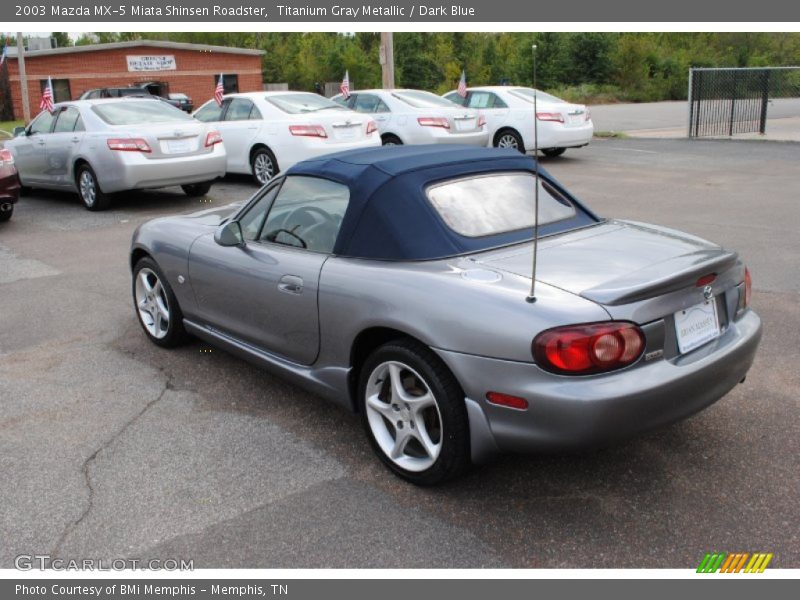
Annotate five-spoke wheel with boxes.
[132,258,188,347]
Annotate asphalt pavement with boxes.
[0,139,798,569]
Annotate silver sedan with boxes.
[5,98,227,211]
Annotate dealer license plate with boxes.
[454,118,476,131]
[674,299,720,354]
[164,138,193,154]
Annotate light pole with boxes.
[16,32,30,122]
[380,32,395,89]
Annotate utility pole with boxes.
[16,32,30,122]
[379,32,394,89]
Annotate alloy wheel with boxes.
[134,268,170,339]
[254,153,275,184]
[79,170,96,207]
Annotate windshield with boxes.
[393,90,459,108]
[509,88,565,104]
[92,101,191,125]
[266,93,345,114]
[427,172,576,238]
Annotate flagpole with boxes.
[526,44,540,304]
[16,32,30,122]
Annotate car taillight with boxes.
[744,267,752,308]
[477,114,486,128]
[205,130,223,147]
[533,322,645,375]
[0,149,13,166]
[289,125,328,138]
[366,120,378,135]
[417,117,450,129]
[536,112,565,123]
[107,138,151,153]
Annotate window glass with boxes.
[53,107,83,133]
[468,92,508,109]
[260,177,350,253]
[392,90,455,108]
[92,101,191,125]
[28,111,56,135]
[266,93,346,114]
[427,173,576,238]
[194,101,223,123]
[353,94,389,113]
[239,184,280,241]
[214,74,239,94]
[444,92,467,107]
[41,78,71,103]
[225,98,255,121]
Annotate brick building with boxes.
[3,40,265,120]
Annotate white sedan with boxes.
[193,91,381,185]
[443,86,593,157]
[332,89,489,147]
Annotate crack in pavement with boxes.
[50,370,175,558]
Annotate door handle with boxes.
[37,139,46,146]
[278,275,304,294]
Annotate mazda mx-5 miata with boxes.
[130,145,762,485]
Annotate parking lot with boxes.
[0,137,798,568]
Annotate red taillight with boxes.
[107,138,151,153]
[478,114,486,128]
[0,148,13,165]
[744,267,752,308]
[289,125,327,138]
[536,112,565,123]
[486,392,529,411]
[366,120,378,135]
[417,117,450,129]
[205,130,222,147]
[695,273,717,287]
[533,322,645,375]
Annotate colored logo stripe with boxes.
[697,552,773,573]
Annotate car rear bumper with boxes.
[413,128,490,146]
[0,168,21,206]
[99,145,227,193]
[435,309,762,462]
[278,136,382,171]
[524,121,594,150]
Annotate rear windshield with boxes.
[426,172,576,238]
[509,88,565,104]
[266,93,345,114]
[92,101,191,125]
[393,90,457,108]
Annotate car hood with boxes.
[473,220,738,306]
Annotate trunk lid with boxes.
[111,121,212,159]
[299,108,373,145]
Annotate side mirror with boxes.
[214,220,244,247]
[13,127,26,137]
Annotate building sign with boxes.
[126,55,177,72]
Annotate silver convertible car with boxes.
[130,146,761,485]
[5,98,226,211]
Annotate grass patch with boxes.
[0,120,25,136]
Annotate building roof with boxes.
[5,39,265,59]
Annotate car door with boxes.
[352,93,393,130]
[467,92,509,138]
[45,106,86,186]
[10,110,56,185]
[217,97,262,173]
[188,175,350,365]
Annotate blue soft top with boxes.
[287,145,595,260]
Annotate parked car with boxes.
[4,98,226,211]
[130,145,761,485]
[168,92,194,113]
[80,87,183,110]
[0,147,21,222]
[331,88,489,147]
[193,91,381,185]
[443,86,593,156]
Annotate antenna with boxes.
[526,43,540,303]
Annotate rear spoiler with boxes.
[580,249,739,306]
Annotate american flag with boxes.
[40,76,54,113]
[214,74,224,106]
[457,70,467,98]
[340,70,350,99]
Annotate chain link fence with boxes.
[688,67,800,137]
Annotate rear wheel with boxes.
[181,181,213,197]
[494,129,524,153]
[358,339,470,485]
[542,147,567,157]
[76,163,111,211]
[132,257,188,348]
[381,134,403,146]
[250,147,278,186]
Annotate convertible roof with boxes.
[287,145,593,260]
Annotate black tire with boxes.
[19,184,31,196]
[181,181,213,197]
[0,205,12,222]
[493,129,525,153]
[76,163,111,211]
[381,134,403,146]
[542,147,567,158]
[132,257,189,348]
[250,146,278,186]
[358,339,471,485]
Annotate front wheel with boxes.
[76,164,111,211]
[542,147,567,157]
[132,257,188,348]
[359,339,471,485]
[182,181,213,197]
